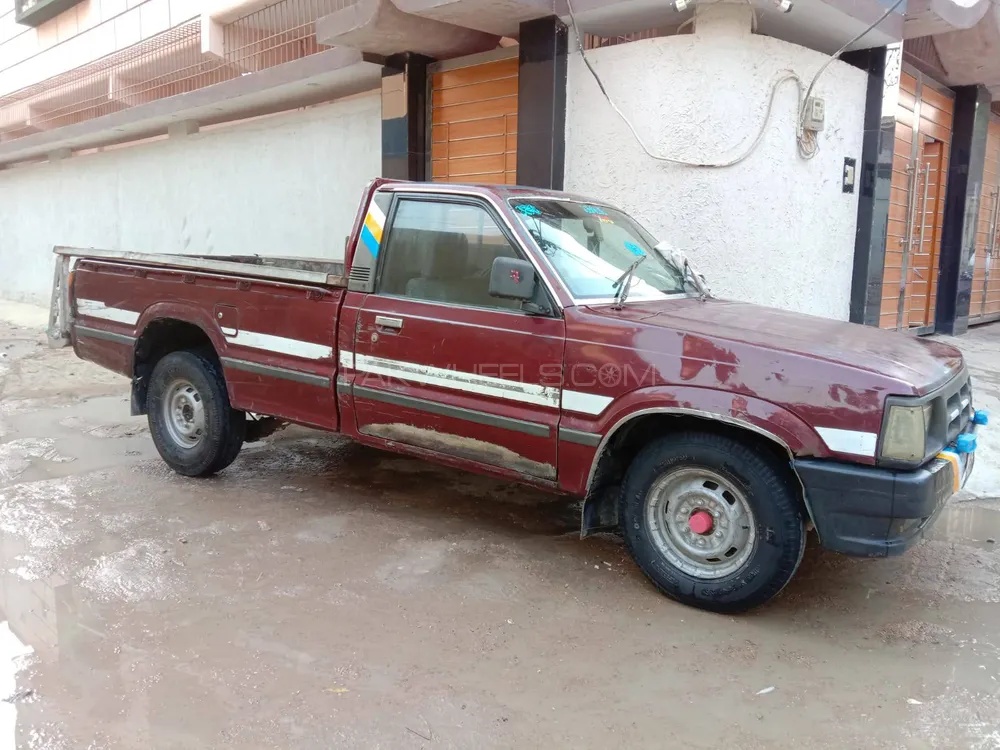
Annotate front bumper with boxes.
[793,450,974,558]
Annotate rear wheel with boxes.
[621,431,806,613]
[147,350,245,477]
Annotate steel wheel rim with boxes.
[162,379,206,449]
[645,466,757,580]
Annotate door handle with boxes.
[375,315,403,330]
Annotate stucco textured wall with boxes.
[564,6,867,320]
[0,92,381,306]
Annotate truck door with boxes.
[350,193,564,480]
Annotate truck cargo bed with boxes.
[48,246,346,348]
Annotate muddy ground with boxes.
[0,313,998,749]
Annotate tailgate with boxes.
[47,253,73,348]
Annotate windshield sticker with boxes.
[514,204,542,217]
[624,241,646,257]
[583,205,608,216]
[598,215,615,225]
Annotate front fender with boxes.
[560,385,831,499]
[569,386,832,538]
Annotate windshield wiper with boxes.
[677,257,708,299]
[653,241,711,299]
[611,254,647,309]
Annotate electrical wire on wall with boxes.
[564,0,905,167]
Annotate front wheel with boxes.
[621,431,806,613]
[147,350,245,477]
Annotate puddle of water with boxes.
[930,505,1000,550]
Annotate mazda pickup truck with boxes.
[48,178,985,613]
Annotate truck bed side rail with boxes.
[51,246,347,289]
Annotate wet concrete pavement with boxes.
[0,313,999,748]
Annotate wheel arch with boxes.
[131,315,219,416]
[580,408,816,537]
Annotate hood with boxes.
[586,298,963,395]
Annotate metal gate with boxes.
[969,116,1000,326]
[429,50,518,185]
[880,68,955,334]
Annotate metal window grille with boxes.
[583,26,687,50]
[0,0,349,144]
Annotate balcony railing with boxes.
[15,0,85,28]
[0,0,350,145]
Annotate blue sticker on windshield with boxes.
[625,241,645,257]
[515,204,541,216]
[583,205,608,215]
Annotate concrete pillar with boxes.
[201,15,225,59]
[381,53,431,181]
[516,16,567,190]
[936,85,992,336]
[842,44,902,327]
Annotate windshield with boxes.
[508,199,686,301]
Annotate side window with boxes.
[378,199,524,311]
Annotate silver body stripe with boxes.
[352,354,616,415]
[224,330,333,360]
[76,299,139,326]
[354,353,561,408]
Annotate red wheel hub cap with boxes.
[688,510,714,535]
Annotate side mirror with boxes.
[489,257,536,301]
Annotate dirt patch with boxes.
[876,620,954,646]
[363,422,556,480]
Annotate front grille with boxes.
[944,377,973,444]
[879,369,973,469]
[928,371,972,453]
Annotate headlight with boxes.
[881,403,932,462]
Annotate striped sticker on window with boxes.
[360,200,386,257]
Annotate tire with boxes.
[620,431,806,614]
[146,350,246,477]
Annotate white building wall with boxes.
[0,91,381,306]
[564,5,868,321]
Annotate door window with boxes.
[378,199,524,311]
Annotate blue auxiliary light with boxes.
[956,433,978,454]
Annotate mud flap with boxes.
[130,375,146,416]
[581,484,621,538]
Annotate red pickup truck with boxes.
[48,178,984,613]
